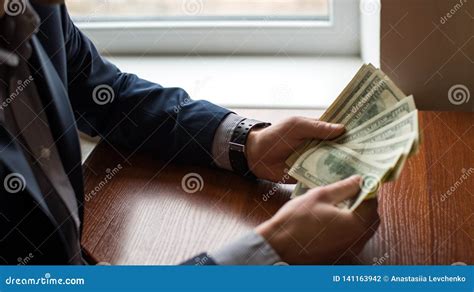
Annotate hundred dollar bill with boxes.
[369,149,407,181]
[321,64,376,123]
[286,68,406,166]
[288,143,397,210]
[289,143,392,188]
[291,182,310,198]
[335,96,416,144]
[366,150,405,165]
[291,135,415,199]
[350,111,419,146]
[349,151,405,208]
[349,133,418,181]
[345,133,416,157]
[351,147,407,182]
[285,64,421,210]
[290,149,406,199]
[331,70,407,128]
[292,130,417,200]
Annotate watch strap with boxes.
[229,119,271,178]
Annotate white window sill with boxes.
[107,55,363,109]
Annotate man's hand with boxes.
[256,176,379,264]
[245,117,345,182]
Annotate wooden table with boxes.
[81,111,474,265]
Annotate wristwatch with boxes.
[229,118,271,178]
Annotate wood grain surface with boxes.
[81,111,474,265]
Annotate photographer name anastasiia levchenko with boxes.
[390,275,466,283]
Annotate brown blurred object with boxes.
[81,110,474,265]
[381,0,473,111]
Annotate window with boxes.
[69,0,330,20]
[70,0,361,56]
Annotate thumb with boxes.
[294,118,345,141]
[307,175,361,204]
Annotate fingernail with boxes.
[330,123,345,129]
[349,175,362,183]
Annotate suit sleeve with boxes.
[60,6,231,165]
[180,253,218,265]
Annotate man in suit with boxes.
[0,0,378,265]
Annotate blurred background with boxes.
[68,0,329,20]
[66,0,367,111]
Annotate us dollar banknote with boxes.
[288,143,400,210]
[332,71,407,129]
[291,182,310,199]
[322,64,376,123]
[349,111,419,147]
[286,66,406,166]
[346,133,416,157]
[287,64,420,209]
[286,64,376,166]
[335,96,416,144]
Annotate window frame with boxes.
[75,0,361,56]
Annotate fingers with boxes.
[289,117,345,141]
[307,175,361,204]
[351,198,380,229]
[346,199,380,254]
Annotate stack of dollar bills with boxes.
[286,64,420,211]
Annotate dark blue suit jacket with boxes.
[0,3,228,264]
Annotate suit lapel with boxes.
[31,4,67,84]
[29,36,84,210]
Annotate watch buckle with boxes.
[229,142,245,153]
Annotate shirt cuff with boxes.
[210,231,282,265]
[211,113,245,171]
